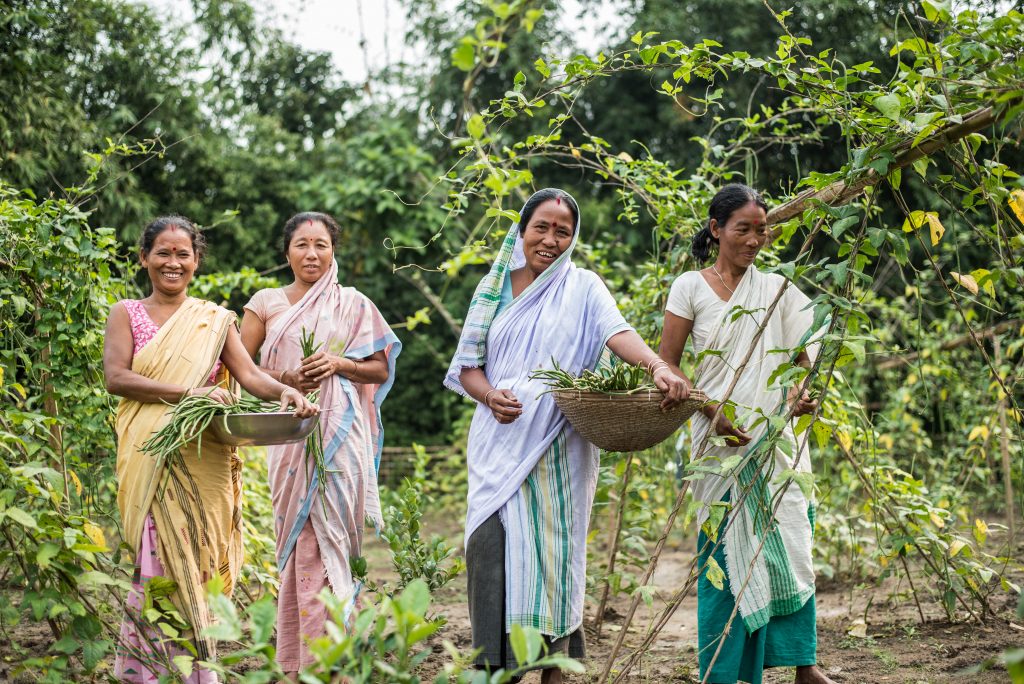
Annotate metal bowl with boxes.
[206,412,319,447]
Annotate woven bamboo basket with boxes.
[552,388,708,452]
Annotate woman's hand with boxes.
[187,386,236,405]
[299,350,342,383]
[787,386,818,417]
[485,388,523,424]
[281,367,321,392]
[652,366,690,410]
[279,388,319,418]
[708,408,752,447]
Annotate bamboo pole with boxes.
[994,336,1017,543]
[766,105,1006,227]
[594,456,634,636]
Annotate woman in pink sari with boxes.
[240,211,401,678]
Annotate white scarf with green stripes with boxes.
[688,266,823,633]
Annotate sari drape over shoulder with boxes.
[258,259,400,612]
[445,195,631,638]
[116,297,243,660]
[685,266,825,634]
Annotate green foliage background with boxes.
[1,0,1023,680]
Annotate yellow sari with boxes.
[115,297,242,660]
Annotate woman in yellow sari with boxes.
[103,216,317,683]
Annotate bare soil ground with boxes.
[1,511,1019,683]
[361,513,1023,684]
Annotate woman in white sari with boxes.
[658,184,834,684]
[445,188,689,683]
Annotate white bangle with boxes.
[648,360,669,375]
[483,388,499,408]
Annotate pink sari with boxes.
[258,260,400,666]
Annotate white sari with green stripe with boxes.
[682,267,824,634]
[445,192,631,639]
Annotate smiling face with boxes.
[286,220,335,285]
[140,226,198,298]
[521,199,575,276]
[710,200,768,268]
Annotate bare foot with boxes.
[794,664,837,684]
[540,666,563,684]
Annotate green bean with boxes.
[530,358,657,395]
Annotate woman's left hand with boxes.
[300,350,346,383]
[788,386,818,417]
[279,387,319,417]
[653,366,690,410]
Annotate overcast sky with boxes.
[145,0,633,84]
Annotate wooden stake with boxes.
[994,336,1016,544]
[594,455,634,636]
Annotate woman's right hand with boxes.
[186,386,236,405]
[281,368,320,392]
[279,388,319,418]
[485,388,523,424]
[710,411,751,447]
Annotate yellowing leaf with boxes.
[68,469,83,497]
[974,518,988,544]
[949,540,966,557]
[83,522,108,550]
[836,430,853,451]
[929,511,945,528]
[569,143,581,159]
[950,271,979,295]
[901,210,945,245]
[968,425,989,442]
[1009,188,1024,223]
[970,268,996,297]
[847,618,868,638]
[878,434,893,450]
[704,555,725,591]
[617,151,634,162]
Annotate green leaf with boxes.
[247,597,277,645]
[466,114,486,140]
[82,639,110,671]
[173,655,194,679]
[812,421,832,449]
[399,578,430,617]
[37,543,60,569]
[777,469,815,499]
[509,623,529,666]
[51,634,80,655]
[451,42,475,71]
[4,507,38,529]
[873,94,902,122]
[77,571,119,588]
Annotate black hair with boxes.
[282,211,341,252]
[690,183,768,264]
[139,215,206,261]
[518,188,579,235]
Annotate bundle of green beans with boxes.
[300,327,329,509]
[530,360,656,394]
[141,392,277,470]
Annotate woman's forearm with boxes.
[340,356,389,384]
[459,367,494,404]
[106,369,190,404]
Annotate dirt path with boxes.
[364,522,1022,684]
